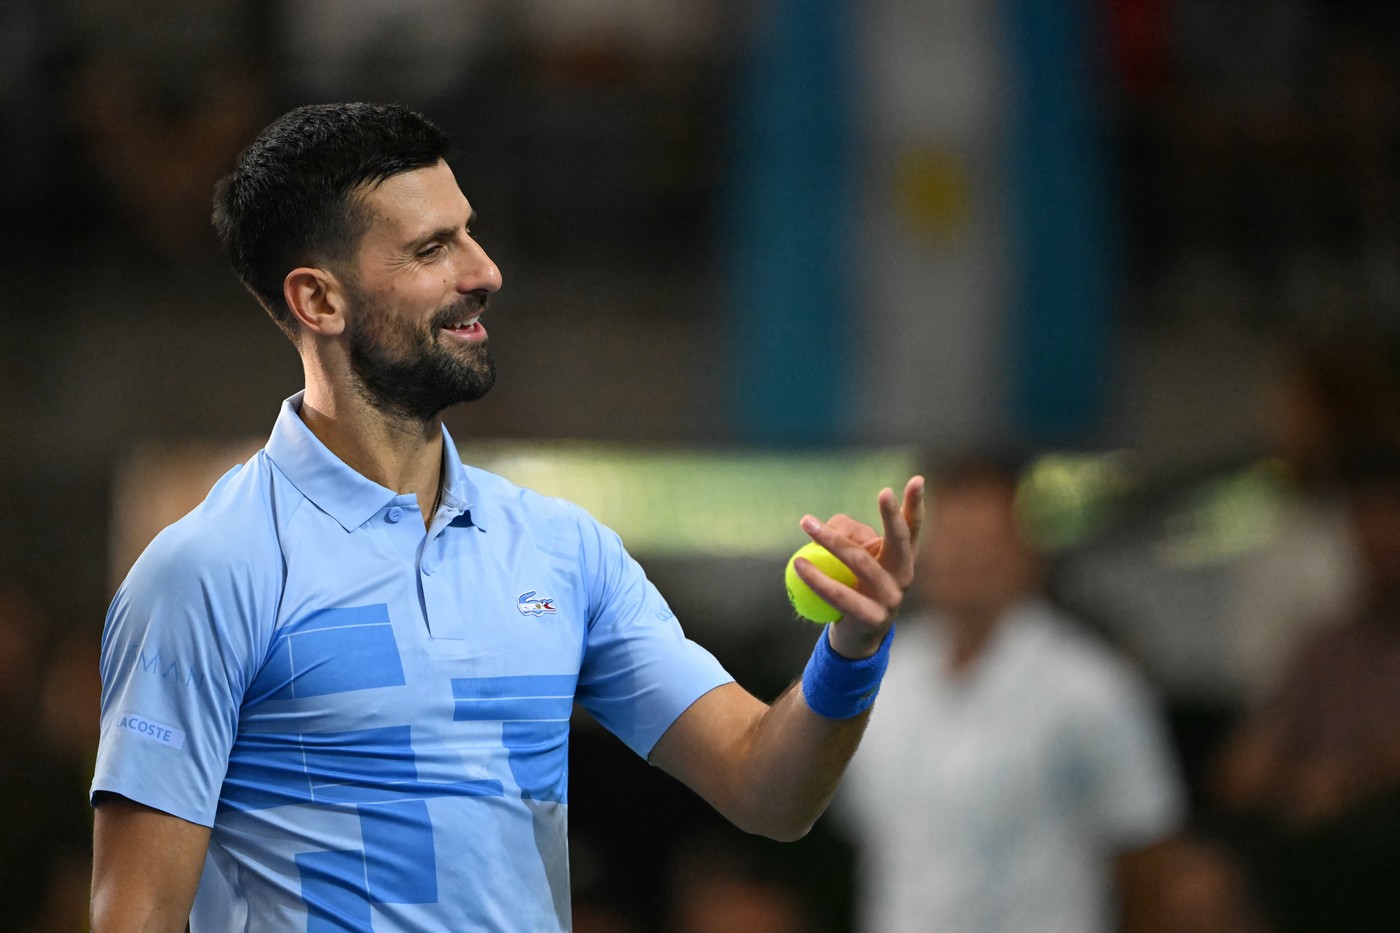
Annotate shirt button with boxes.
[386,507,404,523]
[422,562,435,576]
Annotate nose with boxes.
[459,237,503,295]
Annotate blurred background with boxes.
[5,0,1400,930]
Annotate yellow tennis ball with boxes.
[785,542,857,623]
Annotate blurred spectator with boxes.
[26,849,94,933]
[1228,332,1400,700]
[569,829,641,933]
[570,900,637,933]
[273,0,495,104]
[41,626,101,772]
[0,0,62,238]
[0,583,44,723]
[1214,444,1400,931]
[60,0,269,259]
[0,584,61,928]
[34,627,103,932]
[664,831,812,933]
[69,51,265,259]
[840,457,1254,933]
[0,585,96,931]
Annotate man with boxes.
[840,458,1187,933]
[89,103,922,932]
[1213,445,1400,931]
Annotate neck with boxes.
[942,596,1025,676]
[945,614,998,676]
[299,375,446,525]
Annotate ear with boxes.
[283,266,348,337]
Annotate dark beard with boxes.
[346,288,497,425]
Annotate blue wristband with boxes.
[801,625,895,720]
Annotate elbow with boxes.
[717,775,838,842]
[88,893,131,933]
[758,821,815,843]
[89,876,119,933]
[89,873,190,933]
[730,805,822,842]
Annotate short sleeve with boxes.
[573,516,732,759]
[91,515,275,827]
[1072,664,1185,849]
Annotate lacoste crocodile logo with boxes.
[516,590,558,616]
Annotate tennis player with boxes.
[89,102,922,932]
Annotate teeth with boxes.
[447,316,480,329]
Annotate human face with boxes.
[1348,484,1400,599]
[342,160,503,423]
[920,481,1037,620]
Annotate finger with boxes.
[825,513,880,549]
[875,486,915,581]
[800,516,904,608]
[801,515,878,570]
[902,475,926,550]
[792,556,898,626]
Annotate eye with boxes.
[417,243,446,259]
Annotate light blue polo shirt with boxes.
[92,393,733,932]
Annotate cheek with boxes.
[927,542,984,589]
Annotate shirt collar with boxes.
[436,423,476,523]
[926,597,1052,682]
[265,392,475,532]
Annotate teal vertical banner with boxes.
[1004,0,1113,443]
[724,0,854,444]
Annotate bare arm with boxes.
[1116,836,1188,933]
[1213,720,1287,812]
[1116,836,1266,933]
[91,794,210,933]
[649,677,872,840]
[650,477,923,841]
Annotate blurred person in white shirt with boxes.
[841,456,1257,933]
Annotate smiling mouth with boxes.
[439,313,487,343]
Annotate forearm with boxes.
[729,679,872,840]
[653,627,891,841]
[653,478,921,840]
[1212,724,1284,810]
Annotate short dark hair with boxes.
[212,102,450,338]
[927,451,1028,497]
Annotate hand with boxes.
[793,475,924,659]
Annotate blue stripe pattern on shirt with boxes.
[252,605,406,703]
[452,674,577,802]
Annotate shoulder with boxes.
[463,465,610,549]
[465,466,587,519]
[1019,603,1158,710]
[122,453,285,599]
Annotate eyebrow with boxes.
[405,210,478,253]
